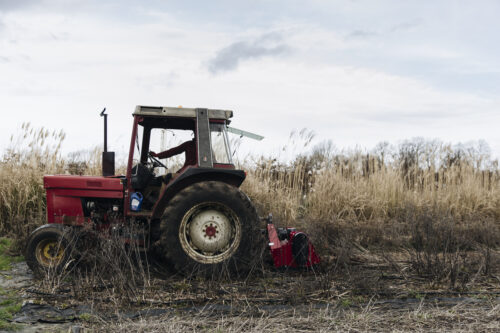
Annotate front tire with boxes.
[25,224,74,277]
[156,181,261,277]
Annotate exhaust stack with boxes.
[100,108,115,176]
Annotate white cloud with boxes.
[0,1,499,161]
[207,32,290,74]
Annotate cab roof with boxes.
[133,105,233,120]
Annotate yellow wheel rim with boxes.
[35,240,65,268]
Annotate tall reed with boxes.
[1,125,498,250]
[241,134,500,226]
[0,123,65,237]
[0,125,107,239]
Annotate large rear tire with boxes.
[156,181,261,277]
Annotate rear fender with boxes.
[151,168,245,219]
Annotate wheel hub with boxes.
[43,242,63,259]
[204,224,217,238]
[188,209,232,253]
[179,203,242,264]
[36,240,64,267]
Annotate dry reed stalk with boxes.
[242,142,499,226]
[0,125,498,265]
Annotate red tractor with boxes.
[25,106,319,277]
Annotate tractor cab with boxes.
[125,106,245,218]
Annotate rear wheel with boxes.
[25,225,74,277]
[156,181,261,276]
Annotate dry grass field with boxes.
[0,125,499,331]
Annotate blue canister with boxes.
[130,192,144,212]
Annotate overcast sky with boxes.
[1,0,499,160]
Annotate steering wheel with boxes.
[148,151,168,169]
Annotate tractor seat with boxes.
[145,173,172,190]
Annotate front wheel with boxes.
[156,181,261,277]
[25,224,74,277]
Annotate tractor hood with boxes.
[44,175,124,225]
[44,175,124,192]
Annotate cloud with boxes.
[0,56,9,62]
[207,33,290,74]
[0,0,37,12]
[347,30,377,39]
[390,18,423,32]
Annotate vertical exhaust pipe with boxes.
[100,108,115,176]
[101,108,108,153]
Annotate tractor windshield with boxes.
[210,123,232,164]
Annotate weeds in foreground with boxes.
[35,226,152,304]
[408,209,499,288]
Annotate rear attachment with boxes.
[264,214,320,269]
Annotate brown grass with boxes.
[96,300,500,332]
[0,124,121,242]
[0,124,66,241]
[0,126,499,286]
[238,132,500,285]
[241,135,500,226]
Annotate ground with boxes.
[0,243,499,332]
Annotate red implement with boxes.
[267,223,320,268]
